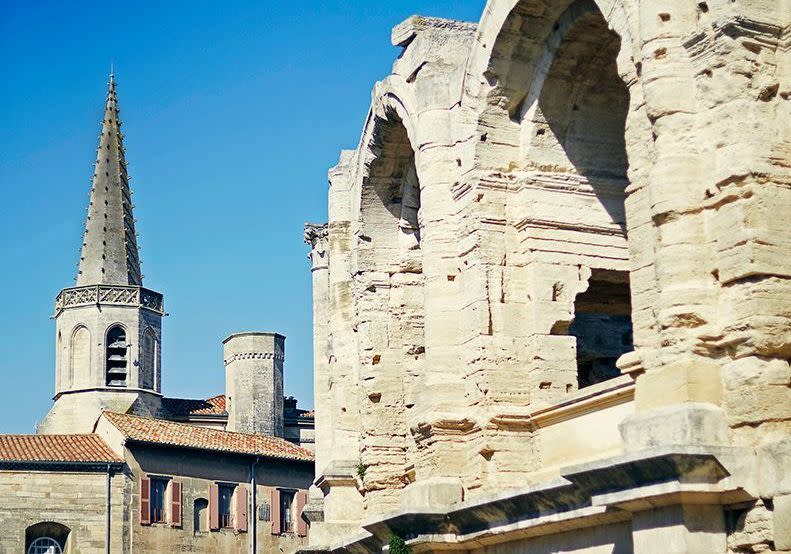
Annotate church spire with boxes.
[76,72,142,286]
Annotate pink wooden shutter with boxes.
[270,488,281,535]
[139,476,151,525]
[209,483,220,531]
[170,481,182,528]
[296,490,308,537]
[235,486,248,532]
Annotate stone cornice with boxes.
[54,284,164,316]
[324,447,752,553]
[223,351,285,365]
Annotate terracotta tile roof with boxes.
[161,394,227,417]
[0,434,123,463]
[102,412,314,462]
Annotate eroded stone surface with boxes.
[304,0,790,550]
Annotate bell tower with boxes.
[39,73,164,434]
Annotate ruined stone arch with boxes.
[461,0,668,384]
[350,87,426,514]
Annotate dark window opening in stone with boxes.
[570,269,633,388]
[218,484,234,528]
[105,325,128,387]
[150,477,168,524]
[193,498,208,534]
[280,490,296,533]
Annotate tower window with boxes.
[106,325,128,387]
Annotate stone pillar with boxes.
[304,223,330,475]
[223,332,284,437]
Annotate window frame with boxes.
[149,476,170,524]
[279,489,296,534]
[218,483,236,529]
[27,537,62,554]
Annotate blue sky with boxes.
[0,0,486,433]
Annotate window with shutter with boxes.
[295,490,308,537]
[208,483,220,531]
[170,481,182,528]
[235,486,248,533]
[140,476,151,526]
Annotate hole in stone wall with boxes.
[569,269,633,388]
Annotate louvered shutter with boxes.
[235,486,248,532]
[209,483,220,531]
[295,490,308,537]
[270,488,281,535]
[140,476,151,525]
[170,481,182,527]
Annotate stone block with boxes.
[400,477,464,510]
[775,495,791,551]
[620,403,729,452]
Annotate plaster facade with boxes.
[304,1,790,551]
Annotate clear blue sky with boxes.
[0,0,486,433]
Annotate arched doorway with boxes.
[25,522,69,554]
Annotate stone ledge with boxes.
[320,447,753,552]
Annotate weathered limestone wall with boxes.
[306,0,790,551]
[0,470,129,553]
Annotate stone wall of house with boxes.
[126,444,312,554]
[305,0,790,550]
[0,470,129,554]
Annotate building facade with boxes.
[303,0,790,552]
[0,74,315,553]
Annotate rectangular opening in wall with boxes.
[150,477,169,524]
[570,269,632,388]
[218,484,235,528]
[280,490,295,534]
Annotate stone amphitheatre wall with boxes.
[305,1,790,550]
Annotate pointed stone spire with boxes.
[76,72,143,286]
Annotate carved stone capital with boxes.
[304,222,329,271]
